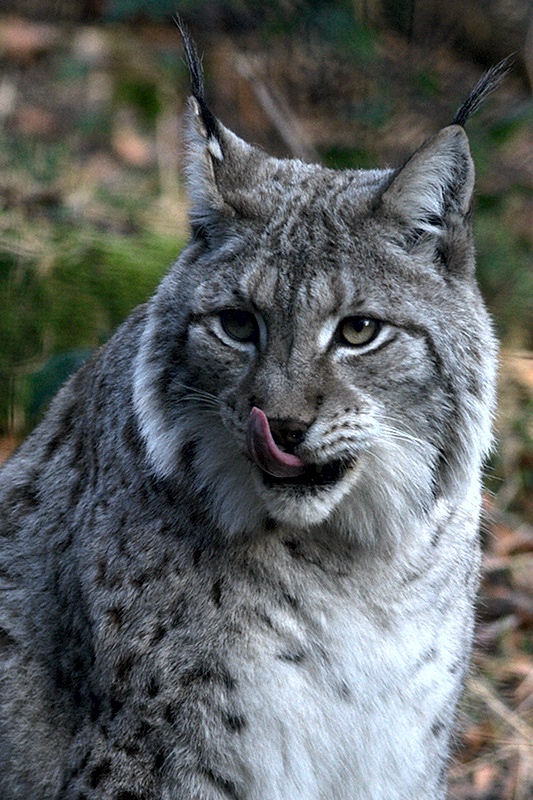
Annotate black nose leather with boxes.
[268,418,309,454]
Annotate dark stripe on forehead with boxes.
[319,206,343,249]
[262,178,339,252]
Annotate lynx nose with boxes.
[268,418,309,454]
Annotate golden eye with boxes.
[338,317,380,347]
[219,309,259,344]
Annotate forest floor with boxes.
[0,14,531,798]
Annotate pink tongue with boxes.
[246,407,307,479]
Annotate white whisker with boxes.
[378,419,430,451]
[173,381,221,412]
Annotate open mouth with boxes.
[246,407,352,492]
[261,459,351,491]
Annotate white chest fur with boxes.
[232,507,478,800]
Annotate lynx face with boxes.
[134,145,495,538]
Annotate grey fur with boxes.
[0,36,502,800]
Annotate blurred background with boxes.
[0,1,531,796]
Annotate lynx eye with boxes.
[219,309,259,344]
[337,316,380,347]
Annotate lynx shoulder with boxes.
[0,31,508,800]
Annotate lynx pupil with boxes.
[339,317,379,346]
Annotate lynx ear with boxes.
[379,125,474,236]
[178,17,266,238]
[184,99,266,234]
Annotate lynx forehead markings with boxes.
[0,22,510,800]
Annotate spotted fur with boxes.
[0,31,504,800]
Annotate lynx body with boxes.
[0,34,502,800]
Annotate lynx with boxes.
[0,28,507,800]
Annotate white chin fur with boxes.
[134,396,438,544]
[193,427,437,544]
[256,467,358,528]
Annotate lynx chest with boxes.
[217,545,464,800]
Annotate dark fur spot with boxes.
[284,539,298,555]
[96,557,107,585]
[150,624,167,645]
[216,664,237,692]
[204,768,242,800]
[69,750,92,779]
[223,712,246,733]
[110,697,124,718]
[153,750,166,771]
[435,241,449,268]
[402,568,423,584]
[145,675,160,698]
[264,515,277,531]
[88,759,111,789]
[89,693,102,722]
[115,792,143,800]
[2,481,39,516]
[164,704,178,725]
[115,653,135,684]
[105,605,125,629]
[44,406,76,460]
[170,594,188,627]
[55,529,74,553]
[0,626,16,652]
[134,720,153,739]
[180,440,197,473]
[70,433,85,470]
[281,589,299,610]
[211,578,223,608]
[277,650,306,664]
[448,659,462,675]
[431,719,446,737]
[282,539,324,570]
[122,742,140,757]
[130,570,149,590]
[16,481,40,510]
[466,373,483,399]
[157,365,176,397]
[181,661,235,691]
[430,521,445,548]
[255,608,275,630]
[337,680,352,700]
[122,415,143,458]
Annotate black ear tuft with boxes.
[452,56,513,128]
[174,18,267,237]
[175,15,220,144]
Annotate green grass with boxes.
[0,226,183,433]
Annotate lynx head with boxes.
[133,33,504,542]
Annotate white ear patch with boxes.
[207,136,223,161]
